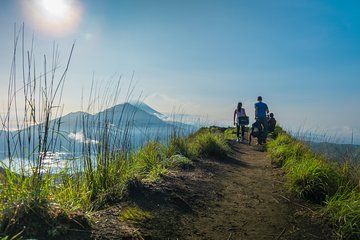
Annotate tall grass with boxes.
[188,127,229,158]
[325,190,360,239]
[267,127,360,238]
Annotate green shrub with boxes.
[267,133,311,167]
[166,135,191,158]
[224,127,237,140]
[189,131,229,158]
[286,156,338,203]
[166,154,194,170]
[130,141,167,181]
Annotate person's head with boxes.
[237,102,242,110]
[257,96,262,102]
[270,113,274,118]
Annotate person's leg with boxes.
[259,117,268,143]
[236,123,240,141]
[241,125,245,141]
[262,118,268,143]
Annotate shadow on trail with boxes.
[206,141,254,169]
[213,154,250,168]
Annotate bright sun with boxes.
[21,0,83,37]
[40,0,70,20]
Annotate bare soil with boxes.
[91,141,335,240]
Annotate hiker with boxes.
[254,96,269,144]
[249,119,263,145]
[233,102,248,142]
[267,113,276,133]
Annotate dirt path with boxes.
[175,141,333,240]
[91,141,334,240]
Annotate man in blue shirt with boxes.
[254,96,269,144]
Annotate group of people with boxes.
[233,96,276,145]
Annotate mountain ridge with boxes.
[0,102,191,157]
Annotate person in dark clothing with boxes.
[267,113,276,133]
[249,120,263,145]
[254,96,269,144]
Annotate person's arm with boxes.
[233,109,236,125]
[243,108,247,117]
[255,104,258,119]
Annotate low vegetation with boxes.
[0,125,229,239]
[267,127,360,239]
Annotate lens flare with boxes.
[21,0,83,37]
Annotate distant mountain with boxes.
[0,102,196,157]
[306,141,360,162]
[128,101,169,121]
[96,102,167,127]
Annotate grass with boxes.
[188,128,229,158]
[325,190,360,239]
[267,127,360,238]
[285,156,338,202]
[0,122,226,237]
[119,206,153,224]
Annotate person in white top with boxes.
[233,102,247,142]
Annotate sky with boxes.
[0,0,360,144]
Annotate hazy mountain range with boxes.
[306,141,360,162]
[0,102,195,159]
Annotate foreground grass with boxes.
[0,127,229,238]
[267,128,360,239]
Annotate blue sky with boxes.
[0,0,360,144]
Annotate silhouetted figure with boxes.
[267,113,276,133]
[249,119,263,145]
[255,96,269,144]
[233,102,248,142]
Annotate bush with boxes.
[189,131,229,158]
[166,154,194,170]
[130,141,167,181]
[286,156,338,203]
[267,133,311,167]
[166,135,191,158]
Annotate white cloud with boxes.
[68,132,98,144]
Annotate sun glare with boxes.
[21,0,83,37]
[41,0,70,19]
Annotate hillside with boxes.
[89,140,333,239]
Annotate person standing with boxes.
[267,113,277,133]
[254,96,269,144]
[233,102,247,142]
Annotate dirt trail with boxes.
[175,141,333,240]
[92,141,333,240]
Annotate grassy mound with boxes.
[267,128,360,238]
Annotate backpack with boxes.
[238,116,249,125]
[251,121,262,137]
